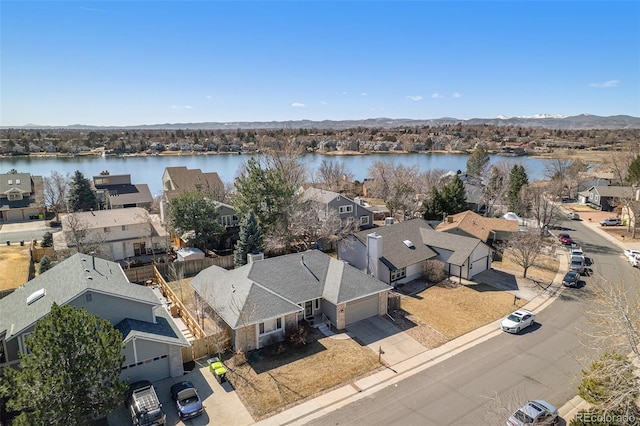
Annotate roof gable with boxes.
[436,210,518,241]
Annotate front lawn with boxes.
[401,282,529,340]
[0,246,31,290]
[227,331,381,420]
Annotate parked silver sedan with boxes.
[500,309,536,334]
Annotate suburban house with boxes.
[299,187,375,231]
[583,186,635,211]
[160,166,225,221]
[0,172,45,223]
[0,253,189,382]
[59,207,169,261]
[435,210,518,248]
[338,218,492,286]
[189,250,391,352]
[92,171,154,210]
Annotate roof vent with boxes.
[85,269,90,273]
[27,288,46,305]
[403,240,415,249]
[87,276,93,280]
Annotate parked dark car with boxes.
[562,271,580,287]
[170,381,204,420]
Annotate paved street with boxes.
[300,217,639,425]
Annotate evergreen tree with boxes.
[233,157,297,236]
[69,170,97,212]
[466,147,490,177]
[507,164,528,214]
[233,210,265,267]
[441,174,467,214]
[627,155,640,185]
[41,231,53,248]
[39,255,52,273]
[166,190,223,251]
[0,304,127,425]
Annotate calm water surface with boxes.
[2,153,551,196]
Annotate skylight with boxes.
[27,288,46,305]
[403,240,415,249]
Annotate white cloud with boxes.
[407,95,423,101]
[361,92,368,96]
[452,92,461,98]
[320,101,327,105]
[291,102,306,108]
[170,105,192,109]
[206,95,212,99]
[431,93,444,99]
[589,80,620,88]
[340,91,348,95]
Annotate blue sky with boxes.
[1,1,639,126]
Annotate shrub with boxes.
[48,220,61,228]
[423,259,446,283]
[39,255,53,274]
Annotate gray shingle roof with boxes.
[591,186,635,198]
[352,218,482,268]
[190,250,391,327]
[61,207,153,229]
[300,187,340,205]
[0,253,160,339]
[352,219,438,269]
[115,310,189,347]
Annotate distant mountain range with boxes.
[8,114,640,131]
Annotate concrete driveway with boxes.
[471,268,553,301]
[108,359,253,426]
[346,316,426,366]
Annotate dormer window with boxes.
[7,179,12,185]
[16,179,20,184]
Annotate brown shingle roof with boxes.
[436,210,518,242]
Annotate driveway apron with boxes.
[346,316,426,366]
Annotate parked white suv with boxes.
[600,217,621,226]
[569,255,585,274]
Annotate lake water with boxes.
[1,153,551,197]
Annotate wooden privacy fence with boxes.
[155,255,233,279]
[154,267,206,340]
[182,331,231,363]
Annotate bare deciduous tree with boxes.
[61,213,106,258]
[523,184,563,235]
[503,230,545,278]
[366,162,426,220]
[43,171,70,221]
[315,159,354,192]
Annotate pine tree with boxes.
[69,170,97,212]
[507,165,528,214]
[627,155,640,185]
[0,304,127,425]
[234,210,265,267]
[39,255,52,273]
[466,147,490,177]
[41,231,53,248]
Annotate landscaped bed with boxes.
[226,330,381,420]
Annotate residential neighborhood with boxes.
[1,150,640,425]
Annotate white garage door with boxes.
[345,294,379,325]
[121,355,170,383]
[7,210,23,222]
[471,257,489,277]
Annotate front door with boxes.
[134,242,146,256]
[304,301,313,319]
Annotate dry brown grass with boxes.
[401,283,528,340]
[229,334,381,420]
[0,245,31,290]
[495,252,559,283]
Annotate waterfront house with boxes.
[92,171,153,210]
[0,172,45,223]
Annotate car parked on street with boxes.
[630,255,640,268]
[557,233,574,245]
[569,255,585,274]
[562,271,580,287]
[623,249,640,261]
[500,309,536,334]
[170,381,204,420]
[567,212,580,220]
[600,217,621,226]
[507,400,559,426]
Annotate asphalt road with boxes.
[0,225,59,245]
[307,219,637,425]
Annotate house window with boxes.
[390,267,407,282]
[259,317,283,335]
[314,299,319,309]
[220,215,233,226]
[8,193,22,201]
[121,225,127,231]
[85,293,93,302]
[20,333,32,355]
[7,180,12,185]
[104,227,110,233]
[16,179,20,184]
[339,205,353,214]
[360,216,370,226]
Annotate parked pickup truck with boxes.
[126,381,166,426]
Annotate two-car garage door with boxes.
[345,294,379,326]
[120,355,170,383]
